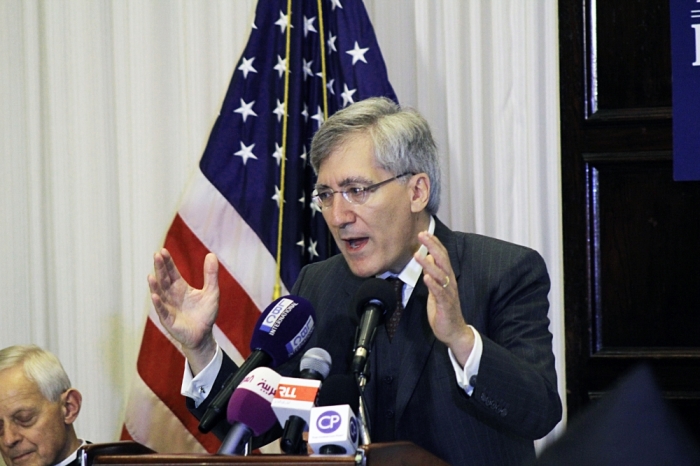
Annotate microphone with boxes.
[271,347,332,454]
[199,295,316,433]
[307,374,361,455]
[217,367,281,455]
[351,278,397,376]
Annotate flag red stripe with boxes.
[164,214,262,356]
[120,425,133,441]
[136,319,222,453]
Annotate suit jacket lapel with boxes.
[394,217,462,423]
[395,276,434,422]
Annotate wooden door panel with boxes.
[559,0,700,441]
[590,0,672,117]
[587,152,700,348]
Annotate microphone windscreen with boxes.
[300,347,332,379]
[317,374,360,414]
[353,278,397,318]
[227,367,281,436]
[249,295,316,367]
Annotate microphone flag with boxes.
[272,377,322,425]
[218,367,282,455]
[199,294,315,433]
[308,405,359,455]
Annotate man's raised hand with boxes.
[147,248,221,374]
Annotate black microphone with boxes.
[199,295,316,433]
[274,348,332,454]
[350,278,397,375]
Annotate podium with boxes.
[79,441,449,466]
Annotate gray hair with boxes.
[310,97,441,215]
[0,345,72,402]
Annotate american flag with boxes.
[122,0,396,453]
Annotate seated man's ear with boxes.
[61,389,82,425]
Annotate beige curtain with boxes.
[0,0,564,452]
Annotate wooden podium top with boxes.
[81,441,449,466]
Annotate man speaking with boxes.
[148,97,562,465]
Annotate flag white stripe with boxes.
[178,169,288,311]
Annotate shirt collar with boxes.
[54,440,86,466]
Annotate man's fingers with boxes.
[418,231,449,269]
[147,274,159,295]
[152,252,172,290]
[161,248,183,284]
[150,293,172,326]
[202,253,220,291]
[415,236,453,295]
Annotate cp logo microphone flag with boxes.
[121,0,396,453]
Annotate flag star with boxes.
[234,141,257,165]
[234,99,257,122]
[327,33,337,53]
[237,57,257,78]
[301,103,309,121]
[310,200,322,217]
[274,55,288,78]
[297,235,305,251]
[329,0,343,11]
[326,78,335,95]
[272,185,284,207]
[303,16,317,37]
[346,41,369,65]
[275,11,292,33]
[299,193,306,205]
[273,99,287,122]
[311,106,324,125]
[272,142,285,166]
[302,59,314,81]
[307,239,319,259]
[341,83,357,107]
[300,146,308,165]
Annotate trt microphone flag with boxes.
[121,0,396,453]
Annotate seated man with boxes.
[0,345,84,466]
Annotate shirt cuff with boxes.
[181,344,223,408]
[448,325,483,396]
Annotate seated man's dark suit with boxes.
[189,218,562,465]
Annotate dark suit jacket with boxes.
[192,218,561,465]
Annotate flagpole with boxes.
[274,0,295,300]
[317,0,329,120]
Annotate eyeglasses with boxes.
[312,172,414,209]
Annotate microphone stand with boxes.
[355,363,372,445]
